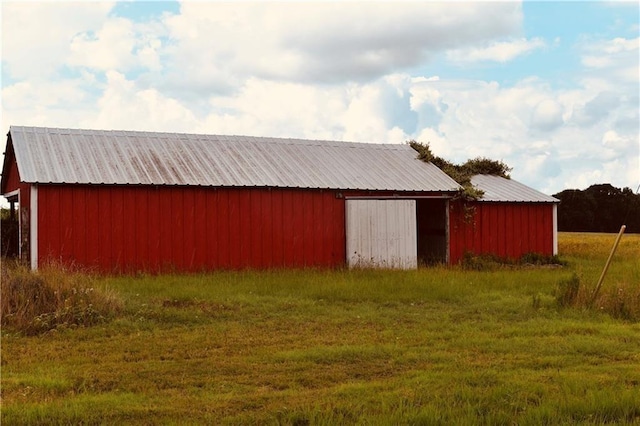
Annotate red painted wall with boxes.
[449,201,555,263]
[1,148,31,207]
[37,185,346,273]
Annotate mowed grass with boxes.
[2,233,639,425]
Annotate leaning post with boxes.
[590,224,626,306]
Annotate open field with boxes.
[2,232,639,424]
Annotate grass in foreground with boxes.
[1,233,639,424]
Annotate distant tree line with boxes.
[553,184,640,233]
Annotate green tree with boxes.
[554,184,640,233]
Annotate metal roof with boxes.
[6,126,461,192]
[471,174,559,203]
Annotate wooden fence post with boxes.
[590,225,626,306]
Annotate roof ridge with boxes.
[10,125,405,149]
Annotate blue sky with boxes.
[1,1,638,196]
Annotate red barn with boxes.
[1,126,462,272]
[1,126,558,272]
[449,174,559,263]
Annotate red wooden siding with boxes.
[1,150,31,209]
[37,185,346,273]
[449,201,555,263]
[2,153,21,194]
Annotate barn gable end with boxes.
[1,135,32,261]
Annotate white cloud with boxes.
[581,36,639,83]
[1,2,638,197]
[197,77,348,140]
[194,74,416,144]
[409,78,567,161]
[602,130,632,150]
[1,2,524,107]
[93,71,198,132]
[446,38,545,63]
[159,1,522,90]
[65,16,168,75]
[405,75,638,193]
[414,127,451,157]
[531,99,564,131]
[1,77,98,131]
[599,37,639,54]
[1,2,115,79]
[68,17,137,71]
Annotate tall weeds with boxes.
[556,273,640,321]
[1,262,122,335]
[556,232,640,321]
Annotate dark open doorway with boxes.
[416,199,448,265]
[1,195,20,258]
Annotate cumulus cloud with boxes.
[68,18,133,70]
[602,130,635,152]
[2,77,99,130]
[2,2,523,101]
[159,2,522,89]
[409,78,568,160]
[530,99,564,131]
[581,36,639,83]
[193,74,417,144]
[1,1,638,197]
[197,78,349,140]
[93,71,198,132]
[1,2,114,79]
[405,75,637,194]
[446,38,545,63]
[570,90,620,126]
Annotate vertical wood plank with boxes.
[136,188,149,271]
[111,187,125,272]
[193,188,207,270]
[85,186,101,269]
[271,189,284,267]
[147,186,161,272]
[261,189,273,268]
[122,187,137,272]
[157,187,172,271]
[183,187,196,271]
[98,188,112,272]
[291,190,304,267]
[238,190,251,268]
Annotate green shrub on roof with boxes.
[408,140,512,201]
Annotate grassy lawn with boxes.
[2,233,639,424]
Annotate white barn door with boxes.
[346,199,417,269]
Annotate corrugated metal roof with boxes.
[472,174,559,203]
[7,126,461,192]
